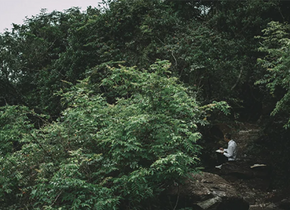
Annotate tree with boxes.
[256,21,290,128]
[0,0,279,121]
[0,60,229,209]
[0,7,101,117]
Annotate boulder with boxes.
[216,161,272,191]
[168,172,249,210]
[219,161,255,179]
[277,197,290,210]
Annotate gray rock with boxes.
[197,196,222,209]
[277,197,290,210]
[168,172,249,210]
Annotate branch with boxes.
[51,190,63,206]
[173,183,180,210]
[157,37,178,67]
[20,123,56,162]
[231,66,243,91]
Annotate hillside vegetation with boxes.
[1,0,290,209]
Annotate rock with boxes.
[277,197,290,210]
[219,161,255,179]
[249,203,283,210]
[168,172,249,210]
[235,128,262,159]
[216,197,249,210]
[197,196,222,209]
[217,161,272,191]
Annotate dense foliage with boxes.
[2,0,290,208]
[256,21,290,128]
[0,61,229,209]
[0,0,279,117]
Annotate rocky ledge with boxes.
[168,171,249,210]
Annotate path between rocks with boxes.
[207,123,290,210]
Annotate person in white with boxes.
[215,133,237,169]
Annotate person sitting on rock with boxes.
[215,133,237,169]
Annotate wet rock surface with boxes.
[168,172,249,210]
[166,161,288,210]
[200,122,290,210]
[209,160,290,210]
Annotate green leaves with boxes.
[0,0,275,122]
[256,21,290,128]
[0,106,35,155]
[0,60,231,209]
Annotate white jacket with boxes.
[224,140,237,161]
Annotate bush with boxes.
[0,60,229,209]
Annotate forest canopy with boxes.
[1,0,290,209]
